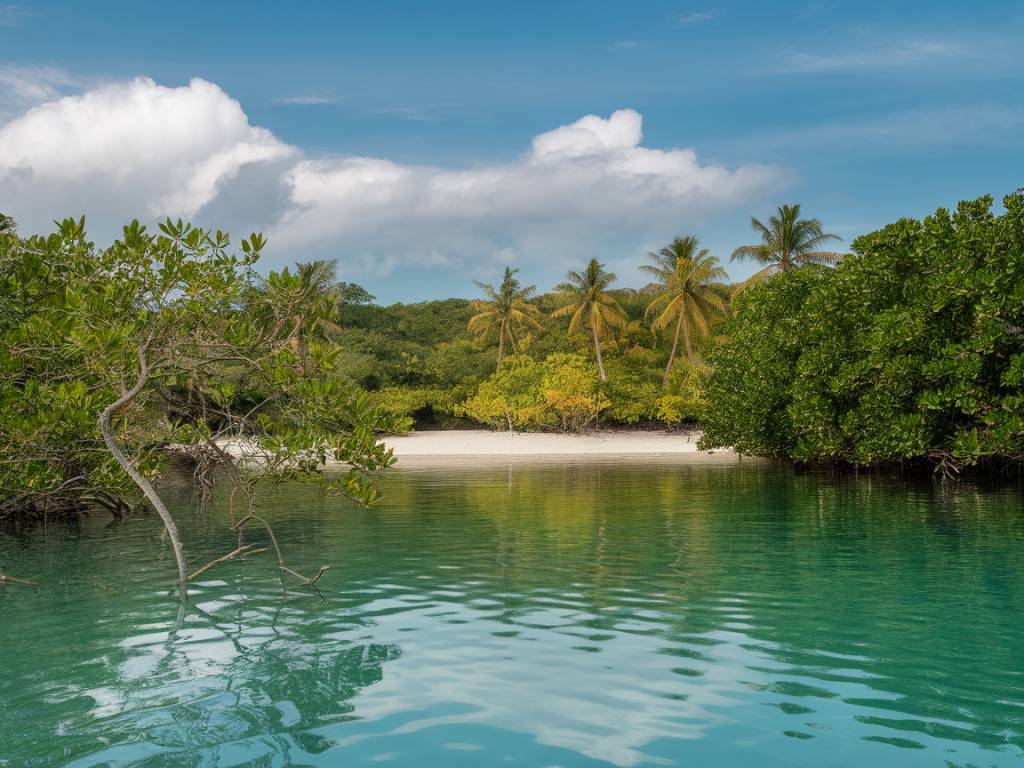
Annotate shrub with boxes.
[701,191,1024,469]
[461,354,607,431]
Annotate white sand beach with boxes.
[382,429,737,459]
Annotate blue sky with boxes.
[1,1,1022,302]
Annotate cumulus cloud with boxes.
[0,76,295,231]
[272,109,782,274]
[0,74,784,289]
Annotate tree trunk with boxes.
[681,305,693,362]
[662,309,684,388]
[497,321,505,367]
[591,318,607,382]
[99,348,189,599]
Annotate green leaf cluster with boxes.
[701,191,1024,469]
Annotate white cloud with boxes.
[0,76,295,230]
[678,9,724,27]
[272,109,783,275]
[0,75,784,285]
[776,38,965,74]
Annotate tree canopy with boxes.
[703,191,1024,472]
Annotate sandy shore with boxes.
[383,429,737,460]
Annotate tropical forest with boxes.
[2,4,1023,765]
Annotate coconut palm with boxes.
[731,204,842,284]
[642,236,728,386]
[552,259,626,382]
[468,267,543,367]
[259,259,343,368]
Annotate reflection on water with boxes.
[1,460,1023,767]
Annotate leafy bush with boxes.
[655,361,707,425]
[370,386,468,432]
[700,268,827,455]
[460,354,608,431]
[702,191,1024,469]
[601,352,661,423]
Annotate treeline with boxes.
[339,205,841,432]
[339,192,1024,472]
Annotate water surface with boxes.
[2,460,1023,766]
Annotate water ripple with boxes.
[1,462,1023,766]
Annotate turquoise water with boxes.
[1,460,1023,767]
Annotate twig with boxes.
[187,544,268,582]
[281,564,330,586]
[0,571,38,587]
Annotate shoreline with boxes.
[382,429,743,462]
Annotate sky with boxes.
[1,1,1022,302]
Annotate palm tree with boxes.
[260,259,343,369]
[0,213,15,234]
[642,236,728,386]
[552,259,626,382]
[468,267,543,367]
[731,204,842,284]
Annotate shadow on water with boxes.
[1,460,1023,767]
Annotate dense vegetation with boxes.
[701,192,1024,472]
[1,189,1021,559]
[0,217,395,592]
[340,258,719,432]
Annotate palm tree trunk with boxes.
[591,318,607,382]
[662,309,684,388]
[681,306,693,362]
[497,322,506,367]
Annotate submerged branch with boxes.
[232,511,330,589]
[187,544,268,582]
[0,570,38,587]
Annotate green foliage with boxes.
[339,281,375,306]
[468,267,543,366]
[642,236,728,380]
[0,217,393,518]
[703,191,1024,469]
[552,259,627,381]
[655,361,707,425]
[461,354,608,431]
[731,203,843,285]
[370,386,468,432]
[601,351,661,423]
[700,267,827,456]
